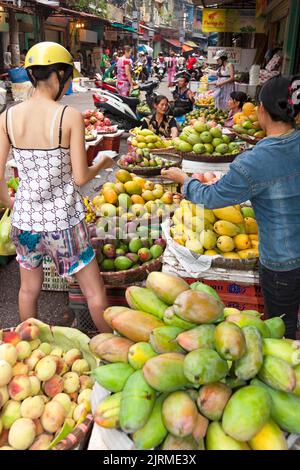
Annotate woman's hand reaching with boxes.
[161,167,188,184]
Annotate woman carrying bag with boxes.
[0,42,113,332]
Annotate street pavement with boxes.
[0,77,172,329]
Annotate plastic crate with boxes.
[42,256,70,292]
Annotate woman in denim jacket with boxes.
[162,75,300,339]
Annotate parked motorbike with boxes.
[92,80,159,131]
[153,63,166,81]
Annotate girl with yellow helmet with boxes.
[0,42,113,332]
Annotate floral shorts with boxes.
[11,219,95,278]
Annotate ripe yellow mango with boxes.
[217,235,235,253]
[213,206,244,224]
[244,217,258,234]
[223,252,240,259]
[249,419,288,450]
[214,220,240,237]
[234,234,251,251]
[237,248,259,259]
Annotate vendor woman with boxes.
[162,75,300,339]
[224,91,248,127]
[141,95,179,138]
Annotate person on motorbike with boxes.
[140,95,179,138]
[177,54,186,71]
[154,53,166,77]
[100,48,110,74]
[172,75,195,116]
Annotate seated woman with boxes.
[224,91,248,127]
[141,95,179,138]
[172,75,195,116]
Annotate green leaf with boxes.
[47,420,74,450]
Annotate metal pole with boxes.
[8,10,20,67]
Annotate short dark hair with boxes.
[230,91,248,109]
[27,63,73,86]
[259,75,300,123]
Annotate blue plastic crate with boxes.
[8,67,29,83]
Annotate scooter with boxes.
[153,62,166,81]
[92,80,159,131]
[94,72,118,94]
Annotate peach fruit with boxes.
[39,343,52,355]
[2,331,21,346]
[71,359,90,375]
[63,349,82,367]
[33,418,44,436]
[12,362,29,376]
[0,386,9,409]
[16,341,32,360]
[1,400,21,429]
[43,375,64,398]
[67,402,77,419]
[53,393,71,415]
[63,372,80,394]
[29,432,53,450]
[0,344,17,366]
[16,320,40,341]
[0,428,9,446]
[29,375,41,396]
[8,374,31,401]
[77,389,92,405]
[29,338,41,351]
[50,347,63,357]
[40,401,66,433]
[35,356,57,381]
[20,396,45,420]
[0,360,12,387]
[8,417,36,450]
[79,375,94,391]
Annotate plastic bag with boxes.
[0,209,16,256]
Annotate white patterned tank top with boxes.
[6,105,85,232]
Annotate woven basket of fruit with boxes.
[99,256,163,286]
[230,130,261,145]
[117,153,182,177]
[179,150,242,163]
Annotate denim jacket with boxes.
[183,129,300,271]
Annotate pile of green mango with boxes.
[89,271,300,450]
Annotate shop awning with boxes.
[46,5,109,21]
[184,40,199,48]
[139,24,156,32]
[111,22,136,32]
[182,44,193,52]
[0,1,33,14]
[163,38,182,48]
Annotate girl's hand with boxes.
[161,167,188,184]
[95,154,114,170]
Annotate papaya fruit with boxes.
[183,349,228,385]
[111,309,164,342]
[214,321,246,361]
[91,363,135,393]
[251,378,300,434]
[225,313,270,338]
[173,290,223,324]
[176,325,216,352]
[192,413,209,443]
[163,307,196,330]
[143,353,189,392]
[103,306,129,327]
[125,286,168,319]
[161,434,199,450]
[150,326,184,354]
[190,281,222,303]
[133,394,168,450]
[162,391,198,438]
[234,326,263,380]
[206,422,251,450]
[264,317,286,339]
[223,307,240,318]
[225,377,247,390]
[249,419,288,450]
[222,385,271,441]
[91,336,134,363]
[258,355,296,392]
[119,370,156,433]
[128,342,157,370]
[94,392,122,428]
[89,333,115,356]
[197,382,232,421]
[262,338,300,366]
[146,272,189,305]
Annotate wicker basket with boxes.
[180,151,241,163]
[100,256,162,287]
[211,256,259,271]
[117,152,182,176]
[229,129,261,145]
[42,256,70,292]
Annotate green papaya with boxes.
[111,309,164,342]
[128,342,157,370]
[162,391,198,437]
[183,349,228,385]
[225,377,247,389]
[163,307,196,330]
[125,286,168,319]
[251,378,300,434]
[262,338,300,366]
[222,385,271,441]
[223,307,240,318]
[119,370,156,433]
[161,434,199,450]
[234,326,263,380]
[264,317,285,338]
[176,325,216,352]
[242,310,262,318]
[133,394,168,449]
[94,392,122,428]
[258,355,296,392]
[206,422,251,450]
[214,321,246,361]
[146,272,190,305]
[190,281,222,303]
[143,353,189,392]
[91,363,135,392]
[226,313,270,338]
[150,326,185,354]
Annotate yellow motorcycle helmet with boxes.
[25,41,80,78]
